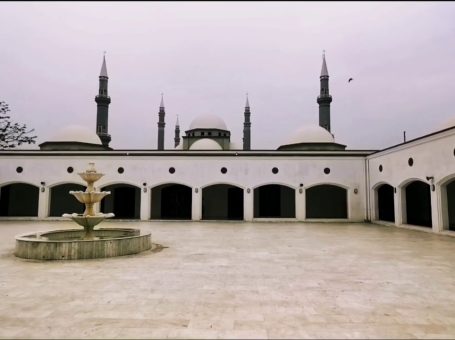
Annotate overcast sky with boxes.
[1,2,455,150]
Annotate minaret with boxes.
[157,93,165,150]
[174,115,180,148]
[317,51,332,132]
[95,54,111,147]
[243,93,251,150]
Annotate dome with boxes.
[229,141,242,150]
[285,125,334,145]
[189,114,228,131]
[48,125,102,145]
[189,138,222,150]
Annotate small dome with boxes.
[285,125,334,145]
[229,141,242,150]
[189,138,222,150]
[48,125,102,145]
[189,114,228,131]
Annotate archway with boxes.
[404,180,432,228]
[445,179,455,231]
[306,184,347,218]
[0,183,39,217]
[49,183,85,217]
[254,184,295,218]
[376,184,395,222]
[202,184,243,220]
[100,184,140,219]
[151,183,192,220]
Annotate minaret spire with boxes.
[174,114,181,148]
[243,93,251,150]
[95,53,111,147]
[157,93,165,150]
[317,51,332,132]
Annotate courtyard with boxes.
[1,220,455,339]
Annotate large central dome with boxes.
[189,114,228,131]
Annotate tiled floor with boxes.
[1,220,455,339]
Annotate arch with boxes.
[252,182,295,190]
[202,184,244,220]
[439,175,455,231]
[201,182,246,190]
[305,181,350,191]
[376,183,395,222]
[403,180,432,228]
[151,183,192,220]
[254,184,295,218]
[306,184,347,219]
[100,183,141,219]
[49,183,85,217]
[0,183,39,217]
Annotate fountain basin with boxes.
[15,228,152,260]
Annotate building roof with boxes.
[321,53,329,77]
[100,56,108,78]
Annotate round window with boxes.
[324,167,330,175]
[221,167,227,174]
[169,167,175,174]
[379,165,383,172]
[118,167,124,174]
[67,166,74,173]
[272,167,279,174]
[408,158,414,167]
[16,166,23,173]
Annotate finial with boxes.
[100,53,108,78]
[160,93,164,108]
[323,49,325,57]
[245,92,250,107]
[176,114,180,126]
[103,50,107,56]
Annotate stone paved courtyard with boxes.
[1,220,455,339]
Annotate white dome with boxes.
[189,138,222,150]
[285,125,334,145]
[48,125,102,145]
[189,114,228,131]
[229,141,242,150]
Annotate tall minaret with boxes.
[243,93,251,150]
[157,93,165,150]
[317,51,332,132]
[174,115,180,148]
[95,54,111,147]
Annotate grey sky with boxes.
[1,1,455,150]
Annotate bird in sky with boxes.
[348,78,353,83]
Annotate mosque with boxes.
[1,54,455,236]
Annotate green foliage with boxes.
[0,101,37,149]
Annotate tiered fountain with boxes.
[15,163,151,260]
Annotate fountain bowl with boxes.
[15,228,152,260]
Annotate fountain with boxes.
[15,163,152,260]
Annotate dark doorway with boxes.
[49,183,85,217]
[202,184,244,220]
[254,184,295,218]
[101,184,140,219]
[306,184,347,218]
[405,181,431,228]
[377,184,395,222]
[0,183,39,217]
[447,180,455,231]
[151,184,192,220]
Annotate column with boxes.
[295,187,305,221]
[244,188,254,221]
[38,186,50,218]
[192,187,202,221]
[394,187,403,226]
[140,186,151,220]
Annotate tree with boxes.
[0,101,37,149]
